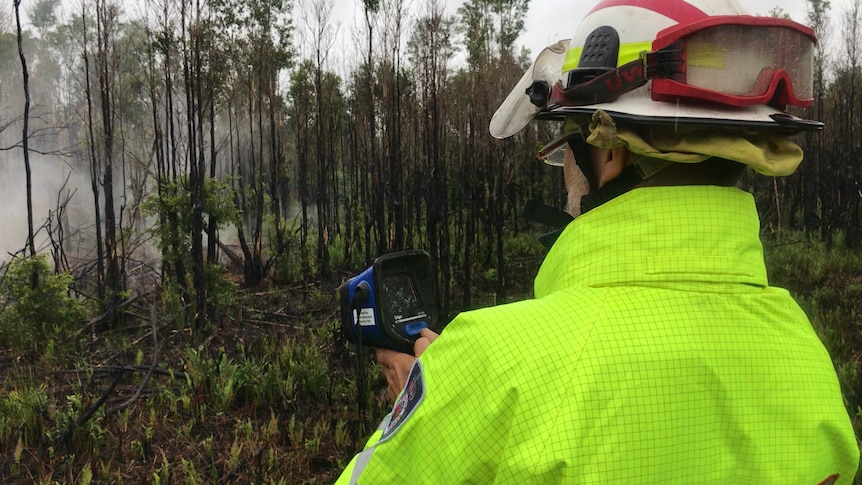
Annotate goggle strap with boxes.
[551,58,649,107]
[522,201,574,250]
[537,228,566,250]
[643,46,684,81]
[521,199,574,229]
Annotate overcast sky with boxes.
[320,0,814,70]
[13,0,837,70]
[519,0,809,57]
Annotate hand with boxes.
[373,329,440,402]
[374,348,415,402]
[413,328,438,356]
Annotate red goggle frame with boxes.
[549,16,816,110]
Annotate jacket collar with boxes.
[534,186,769,298]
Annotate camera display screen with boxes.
[381,272,427,323]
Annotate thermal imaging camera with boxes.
[339,250,441,354]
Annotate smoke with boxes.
[0,149,95,265]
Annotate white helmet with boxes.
[490,0,820,139]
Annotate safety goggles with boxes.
[536,134,570,166]
[550,16,816,109]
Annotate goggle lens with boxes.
[536,135,569,167]
[652,19,815,107]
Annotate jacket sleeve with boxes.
[334,357,430,483]
[334,308,516,483]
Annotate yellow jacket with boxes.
[338,186,859,484]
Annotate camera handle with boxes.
[350,281,372,436]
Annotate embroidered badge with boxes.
[380,360,425,442]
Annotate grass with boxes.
[0,230,858,483]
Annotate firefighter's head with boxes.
[490,0,820,215]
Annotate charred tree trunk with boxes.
[494,151,505,302]
[146,21,168,286]
[363,9,384,256]
[315,52,330,278]
[298,103,310,282]
[268,73,285,268]
[96,0,122,306]
[165,9,188,294]
[14,0,34,268]
[82,6,106,298]
[207,79,218,264]
[185,0,208,328]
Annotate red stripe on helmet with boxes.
[586,0,708,25]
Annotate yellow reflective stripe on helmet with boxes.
[562,41,653,73]
[562,47,581,72]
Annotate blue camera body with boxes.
[339,250,441,354]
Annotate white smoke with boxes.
[0,149,95,265]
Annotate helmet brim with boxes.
[539,95,823,133]
[490,39,570,139]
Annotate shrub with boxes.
[0,256,84,358]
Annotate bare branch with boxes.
[76,292,141,335]
[53,365,187,381]
[106,304,160,415]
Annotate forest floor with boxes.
[1,280,384,483]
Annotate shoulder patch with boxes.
[380,359,425,442]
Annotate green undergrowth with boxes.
[0,278,389,484]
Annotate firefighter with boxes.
[338,0,860,482]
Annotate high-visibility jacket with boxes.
[337,186,860,484]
